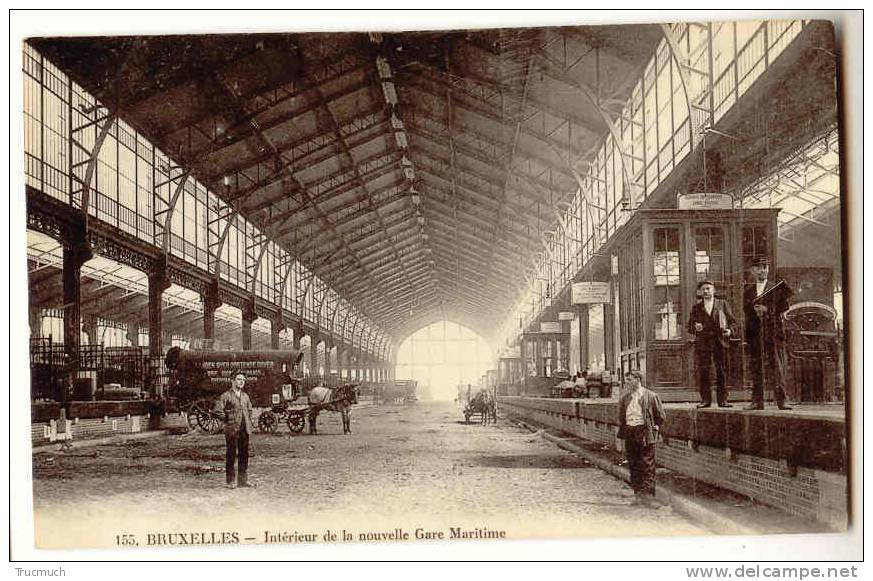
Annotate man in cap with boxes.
[617,370,666,507]
[213,369,256,488]
[743,256,793,410]
[687,280,737,408]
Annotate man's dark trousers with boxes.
[225,427,249,485]
[696,342,727,406]
[624,425,656,496]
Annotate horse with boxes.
[307,383,358,435]
[464,390,497,425]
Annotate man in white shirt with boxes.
[617,370,666,507]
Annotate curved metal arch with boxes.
[659,23,703,151]
[315,284,335,332]
[211,207,241,276]
[364,328,376,355]
[79,113,118,223]
[328,294,346,338]
[300,268,319,324]
[272,252,294,314]
[347,310,362,348]
[249,236,272,296]
[354,316,368,351]
[160,170,193,254]
[532,54,642,212]
[339,304,354,345]
[358,321,372,356]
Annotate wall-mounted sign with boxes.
[540,322,562,333]
[677,193,734,210]
[572,282,611,304]
[558,311,576,321]
[501,346,521,359]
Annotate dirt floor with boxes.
[31,401,707,549]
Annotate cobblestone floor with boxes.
[32,401,706,549]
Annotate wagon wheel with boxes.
[286,412,306,433]
[198,410,224,434]
[258,410,279,433]
[186,399,210,431]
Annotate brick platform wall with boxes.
[499,397,847,529]
[31,412,189,446]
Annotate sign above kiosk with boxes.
[540,322,562,333]
[677,192,734,210]
[572,282,612,304]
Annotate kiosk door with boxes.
[648,225,689,392]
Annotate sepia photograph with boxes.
[9,9,862,563]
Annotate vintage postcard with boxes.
[10,10,861,561]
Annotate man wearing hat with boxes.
[687,280,736,408]
[213,369,256,488]
[743,256,793,410]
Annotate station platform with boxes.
[498,396,848,529]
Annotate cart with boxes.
[256,392,308,434]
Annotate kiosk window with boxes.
[742,225,770,270]
[695,227,726,285]
[652,227,682,340]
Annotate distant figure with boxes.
[213,370,255,489]
[573,371,588,398]
[687,280,736,408]
[743,256,793,410]
[617,370,665,507]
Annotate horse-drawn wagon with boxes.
[462,387,497,425]
[164,347,303,434]
[255,382,359,434]
[165,347,359,435]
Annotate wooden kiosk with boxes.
[604,204,779,402]
[520,328,570,396]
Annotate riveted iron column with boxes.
[241,300,256,351]
[270,315,283,350]
[201,280,221,341]
[603,301,616,374]
[578,305,590,372]
[147,257,171,360]
[62,220,92,405]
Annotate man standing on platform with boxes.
[743,256,793,410]
[687,280,736,408]
[214,370,255,488]
[617,370,665,507]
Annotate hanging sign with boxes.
[572,282,611,304]
[539,322,562,333]
[557,311,576,321]
[677,193,734,210]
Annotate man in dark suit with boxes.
[687,280,737,408]
[213,369,256,488]
[743,256,793,410]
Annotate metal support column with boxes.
[147,258,171,360]
[578,305,590,372]
[241,301,256,351]
[201,281,221,342]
